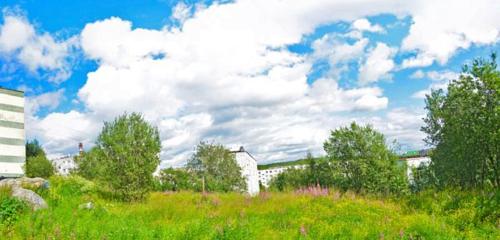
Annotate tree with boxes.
[25,155,54,179]
[323,122,408,194]
[186,142,246,192]
[422,54,499,189]
[158,168,201,191]
[26,139,45,158]
[92,113,161,201]
[74,147,104,180]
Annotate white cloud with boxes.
[401,0,500,68]
[358,42,396,85]
[410,69,425,79]
[33,0,449,165]
[308,78,388,112]
[412,70,459,99]
[311,34,368,77]
[352,18,384,33]
[25,89,65,115]
[171,2,193,24]
[0,10,77,82]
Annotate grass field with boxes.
[1,176,498,239]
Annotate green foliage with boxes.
[157,168,202,192]
[1,177,498,239]
[74,147,105,180]
[324,122,408,194]
[87,112,161,201]
[0,187,28,227]
[410,163,438,192]
[186,142,246,192]
[422,54,500,189]
[24,155,55,179]
[403,189,499,228]
[25,139,46,158]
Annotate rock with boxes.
[78,202,94,210]
[0,177,49,189]
[11,187,48,210]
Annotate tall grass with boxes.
[1,176,498,239]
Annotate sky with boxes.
[0,0,499,166]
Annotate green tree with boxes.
[422,54,499,189]
[93,113,161,201]
[74,147,104,180]
[158,168,201,191]
[26,139,45,158]
[25,155,54,179]
[186,142,246,192]
[323,122,408,194]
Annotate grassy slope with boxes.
[2,185,498,239]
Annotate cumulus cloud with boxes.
[311,34,368,77]
[25,89,65,115]
[0,9,77,83]
[401,0,500,67]
[171,2,193,24]
[358,42,396,85]
[412,70,460,99]
[31,0,413,165]
[352,18,384,33]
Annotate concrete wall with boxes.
[234,151,259,195]
[0,88,25,177]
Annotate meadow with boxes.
[1,176,498,240]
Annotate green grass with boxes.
[1,177,498,239]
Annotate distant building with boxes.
[231,146,259,195]
[51,155,77,175]
[399,150,432,182]
[0,87,25,178]
[50,143,82,175]
[258,165,306,188]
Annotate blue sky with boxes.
[0,0,499,165]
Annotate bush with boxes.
[324,122,408,194]
[91,113,161,201]
[25,155,55,179]
[158,168,202,192]
[186,142,246,192]
[0,187,28,226]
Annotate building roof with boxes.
[230,146,257,162]
[0,86,24,96]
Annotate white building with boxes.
[0,87,25,178]
[258,165,306,188]
[403,156,431,182]
[231,146,259,196]
[51,155,77,175]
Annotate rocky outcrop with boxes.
[11,187,48,210]
[0,177,49,210]
[0,177,49,189]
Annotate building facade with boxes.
[51,155,77,175]
[258,165,306,188]
[232,147,259,195]
[0,87,25,178]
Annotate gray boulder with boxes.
[78,202,94,210]
[0,177,49,189]
[11,187,48,210]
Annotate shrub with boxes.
[324,122,408,194]
[25,155,55,179]
[186,142,246,192]
[92,113,161,201]
[158,168,202,191]
[0,187,28,226]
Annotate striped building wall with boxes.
[0,87,25,177]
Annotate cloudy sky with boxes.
[0,0,499,166]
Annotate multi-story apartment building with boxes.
[0,87,25,178]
